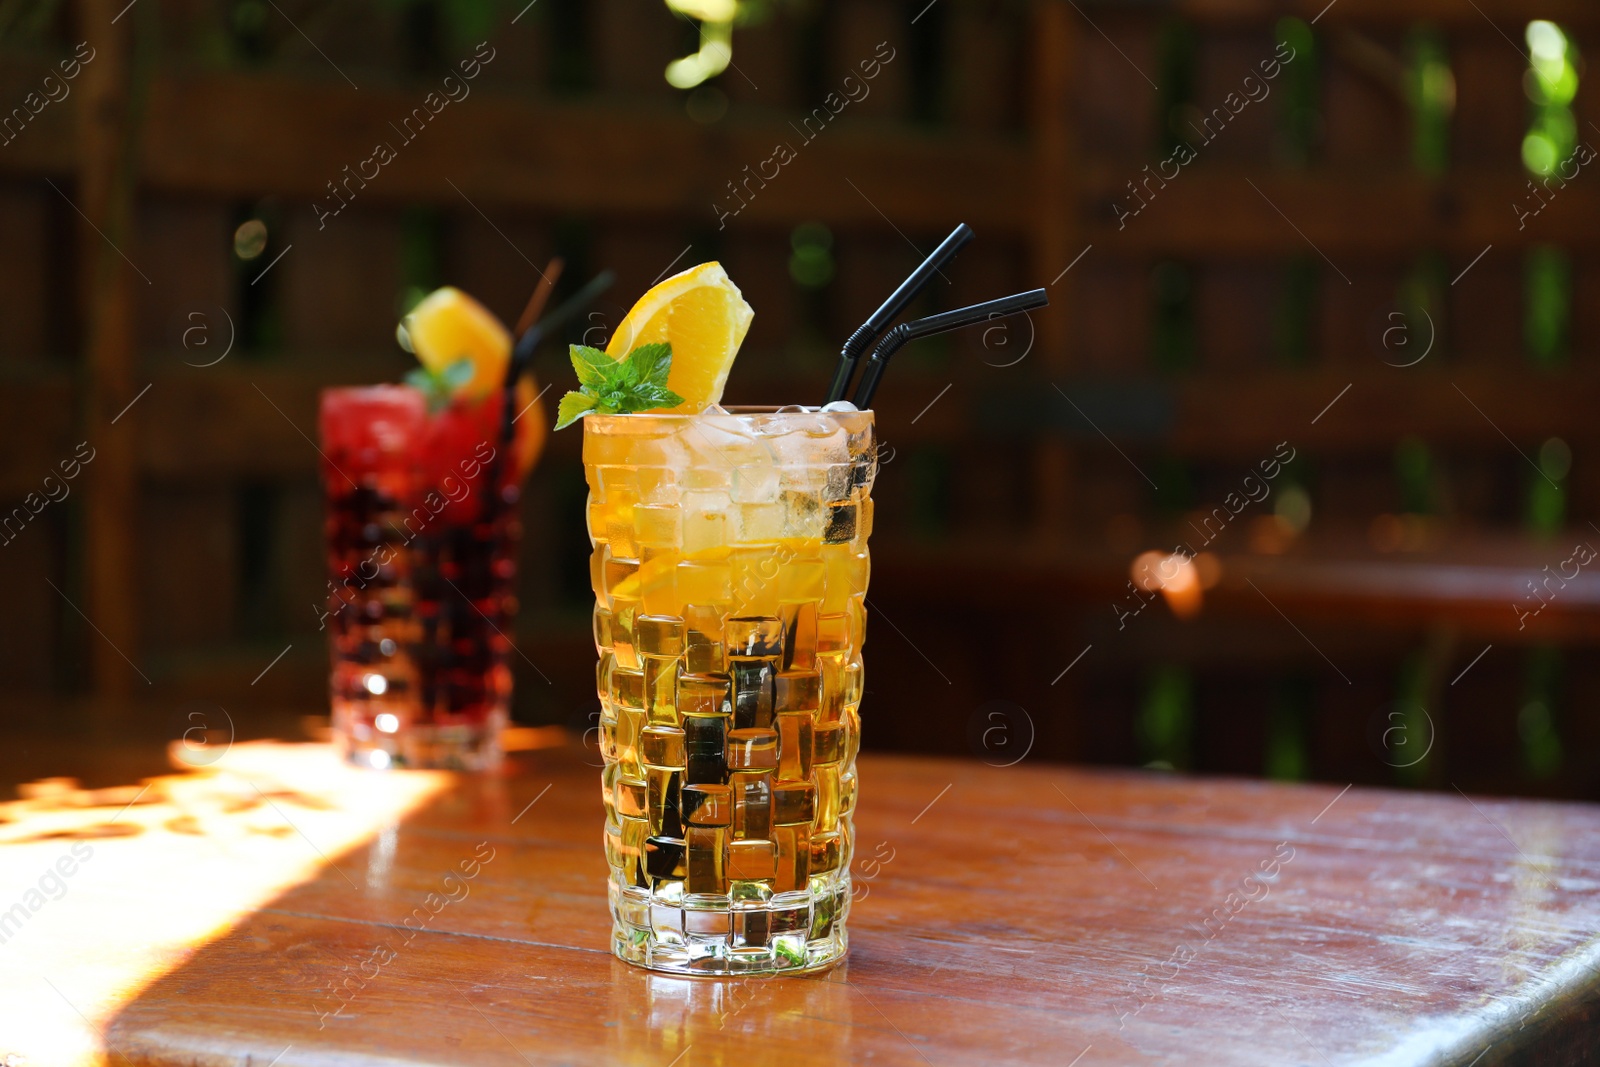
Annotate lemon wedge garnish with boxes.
[404,286,547,475]
[605,262,753,413]
[405,286,512,401]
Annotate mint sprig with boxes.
[404,358,475,414]
[555,342,685,430]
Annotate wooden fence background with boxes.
[2,0,1599,799]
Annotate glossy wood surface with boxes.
[4,737,1587,1066]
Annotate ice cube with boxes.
[732,464,779,503]
[613,429,692,470]
[682,467,730,493]
[781,489,828,539]
[820,400,858,413]
[780,463,827,498]
[822,463,853,502]
[682,474,733,555]
[679,416,766,470]
[638,467,680,505]
[766,423,850,470]
[681,506,729,556]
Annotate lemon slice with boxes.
[404,287,548,476]
[605,262,753,413]
[405,287,511,400]
[511,375,547,476]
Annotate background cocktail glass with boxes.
[319,385,525,771]
[586,406,875,974]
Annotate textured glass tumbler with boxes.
[320,386,520,772]
[584,407,875,975]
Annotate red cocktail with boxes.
[318,288,544,769]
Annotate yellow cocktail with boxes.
[586,406,874,974]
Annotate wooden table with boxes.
[3,738,1599,1066]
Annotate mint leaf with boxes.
[554,391,598,431]
[556,341,683,428]
[404,358,477,414]
[632,384,686,410]
[625,343,672,389]
[570,345,619,389]
[441,357,474,391]
[404,365,453,414]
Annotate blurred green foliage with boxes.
[377,0,500,51]
[1139,664,1193,770]
[0,0,66,45]
[789,223,835,289]
[1522,20,1578,176]
[1520,646,1563,780]
[1525,245,1571,369]
[1525,437,1570,536]
[1407,26,1453,174]
[1265,675,1313,780]
[1156,18,1196,159]
[398,207,443,317]
[1391,654,1432,786]
[1394,436,1438,516]
[1275,17,1318,164]
[1397,252,1448,361]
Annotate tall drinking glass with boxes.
[319,385,523,771]
[585,406,875,975]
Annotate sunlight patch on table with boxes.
[0,741,449,1066]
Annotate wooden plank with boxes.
[150,75,1024,233]
[1166,368,1600,456]
[1081,0,1600,28]
[0,508,61,693]
[949,0,1025,131]
[74,0,142,710]
[138,486,238,655]
[0,183,58,361]
[137,357,413,481]
[40,741,1594,1065]
[0,370,78,496]
[0,62,76,176]
[1213,547,1600,641]
[1031,0,1079,540]
[873,536,1600,642]
[862,366,1600,458]
[142,73,1029,234]
[7,65,1599,253]
[0,68,1028,232]
[1083,167,1600,253]
[12,363,1600,482]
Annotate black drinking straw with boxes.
[499,270,616,446]
[823,223,973,405]
[515,258,564,337]
[850,288,1049,409]
[478,270,616,522]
